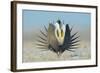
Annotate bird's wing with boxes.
[62,24,79,52]
[47,23,59,52]
[63,24,71,49]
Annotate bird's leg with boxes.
[56,52,62,59]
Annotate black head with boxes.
[57,20,61,24]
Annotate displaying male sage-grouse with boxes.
[36,20,80,56]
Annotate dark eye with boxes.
[57,30,59,37]
[61,29,63,37]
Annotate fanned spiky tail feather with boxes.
[36,20,80,56]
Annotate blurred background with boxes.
[22,10,91,63]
